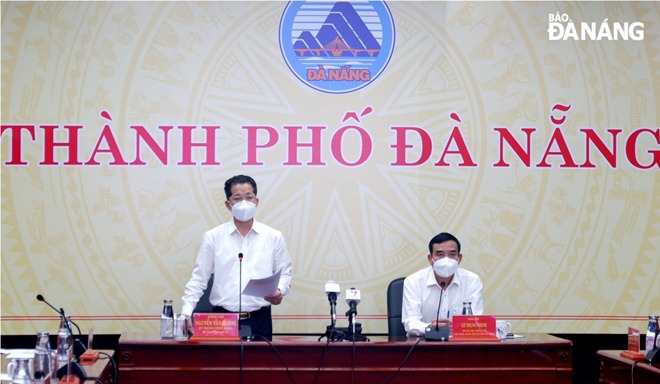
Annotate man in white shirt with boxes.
[181,175,293,339]
[402,232,483,337]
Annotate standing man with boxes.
[181,175,293,339]
[402,232,483,336]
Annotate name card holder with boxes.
[450,315,500,342]
[620,327,645,361]
[189,313,240,341]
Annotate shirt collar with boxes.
[425,266,461,288]
[230,220,261,235]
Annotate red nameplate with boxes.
[451,315,500,342]
[190,313,240,341]
[620,327,645,360]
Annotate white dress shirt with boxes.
[181,220,293,316]
[402,266,483,336]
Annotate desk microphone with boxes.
[36,294,86,357]
[325,280,341,327]
[56,307,87,382]
[425,281,449,341]
[36,294,82,335]
[237,253,251,339]
[345,288,361,336]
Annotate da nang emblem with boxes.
[279,1,395,94]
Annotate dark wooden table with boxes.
[597,350,660,384]
[118,333,571,383]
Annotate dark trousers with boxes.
[214,305,272,340]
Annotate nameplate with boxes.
[450,315,499,342]
[190,313,240,341]
[620,326,645,360]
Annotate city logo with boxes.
[279,1,395,94]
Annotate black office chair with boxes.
[387,277,407,338]
[193,274,215,313]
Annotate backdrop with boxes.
[2,1,658,336]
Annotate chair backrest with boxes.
[194,274,215,314]
[387,277,406,338]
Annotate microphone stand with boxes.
[237,253,252,339]
[330,293,337,329]
[237,253,251,384]
[344,304,368,342]
[36,295,86,358]
[319,293,340,342]
[57,308,87,384]
[425,281,448,341]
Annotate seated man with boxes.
[402,232,483,336]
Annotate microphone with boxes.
[237,252,251,339]
[345,288,361,333]
[345,287,361,311]
[35,294,86,356]
[36,294,61,315]
[425,281,449,341]
[344,288,368,342]
[325,280,340,327]
[345,288,361,306]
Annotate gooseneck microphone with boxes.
[325,280,341,327]
[425,281,449,341]
[434,281,446,331]
[36,294,61,315]
[36,294,82,336]
[35,295,87,381]
[35,294,85,354]
[237,252,255,384]
[237,253,252,339]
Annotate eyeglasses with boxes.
[229,194,256,203]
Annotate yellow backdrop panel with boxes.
[1,1,658,335]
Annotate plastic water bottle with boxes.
[160,299,174,339]
[461,302,473,315]
[56,318,73,364]
[647,315,659,351]
[34,332,51,384]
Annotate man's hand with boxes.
[264,289,283,305]
[430,318,452,328]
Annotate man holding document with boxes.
[180,175,293,339]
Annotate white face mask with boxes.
[433,257,458,278]
[231,200,256,222]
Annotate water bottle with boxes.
[56,317,73,365]
[160,299,174,339]
[646,315,659,351]
[34,332,51,384]
[461,302,473,315]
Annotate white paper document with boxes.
[242,269,282,297]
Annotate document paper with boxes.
[242,269,282,297]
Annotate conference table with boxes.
[118,332,572,383]
[597,350,660,384]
